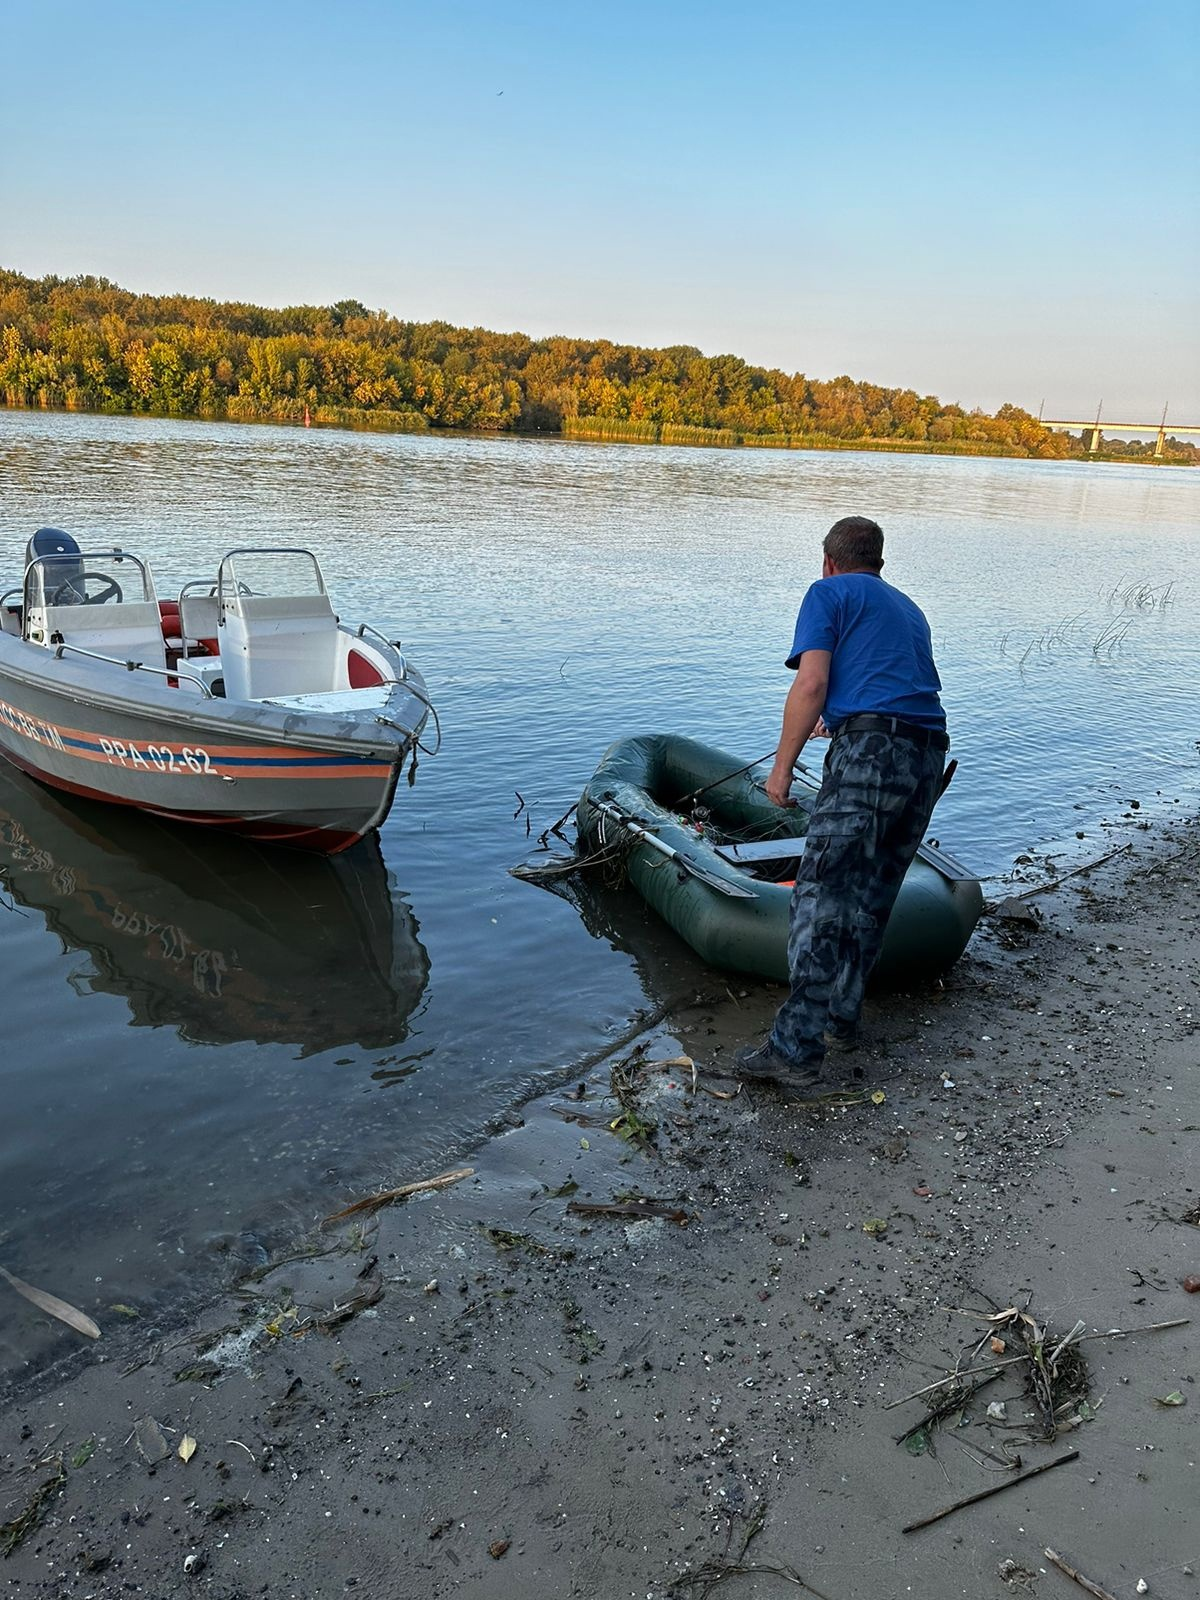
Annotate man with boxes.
[734,515,949,1093]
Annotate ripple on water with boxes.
[0,410,1196,1366]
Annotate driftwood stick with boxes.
[1044,1547,1120,1600]
[1075,1317,1189,1344]
[893,1371,1002,1446]
[1011,843,1131,900]
[901,1449,1079,1534]
[323,1166,474,1226]
[566,1200,691,1223]
[884,1357,1031,1410]
[1048,1319,1087,1365]
[884,1318,1191,1410]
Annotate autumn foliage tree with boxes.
[0,269,1077,458]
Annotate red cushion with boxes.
[348,648,384,688]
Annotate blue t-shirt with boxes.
[786,573,945,730]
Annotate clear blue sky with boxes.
[5,0,1197,419]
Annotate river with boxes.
[0,410,1196,1371]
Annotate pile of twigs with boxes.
[965,1304,1091,1441]
[887,1298,1189,1452]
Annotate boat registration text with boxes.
[99,739,216,775]
[0,696,218,776]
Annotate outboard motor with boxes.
[26,526,84,604]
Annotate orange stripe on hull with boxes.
[0,696,392,780]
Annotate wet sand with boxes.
[2,816,1197,1600]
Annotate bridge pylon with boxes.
[1154,403,1168,460]
[1088,400,1103,453]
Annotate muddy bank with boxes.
[2,818,1198,1600]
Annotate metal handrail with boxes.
[52,641,214,698]
[353,621,407,679]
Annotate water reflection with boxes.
[563,874,718,1009]
[0,765,429,1054]
[1,410,1197,1321]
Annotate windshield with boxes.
[25,550,155,610]
[218,548,326,604]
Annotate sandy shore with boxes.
[2,815,1197,1600]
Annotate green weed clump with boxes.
[660,423,739,448]
[563,417,661,443]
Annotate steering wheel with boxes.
[51,572,124,606]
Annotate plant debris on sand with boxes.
[1,815,1198,1598]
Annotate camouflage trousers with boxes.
[770,729,947,1069]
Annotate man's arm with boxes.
[764,650,831,806]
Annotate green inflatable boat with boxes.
[576,733,983,986]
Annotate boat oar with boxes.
[594,800,758,899]
[677,750,818,812]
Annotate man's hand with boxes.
[764,761,797,808]
[765,649,830,807]
[812,717,831,738]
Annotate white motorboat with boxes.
[0,529,437,854]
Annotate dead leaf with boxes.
[488,1539,510,1559]
[862,1217,889,1237]
[178,1435,197,1462]
[990,1336,1006,1354]
[0,1266,100,1340]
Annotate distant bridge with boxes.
[1038,404,1198,456]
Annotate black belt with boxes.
[835,713,949,751]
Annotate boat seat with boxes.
[178,591,221,655]
[159,600,184,653]
[714,839,807,864]
[219,592,339,700]
[44,600,168,669]
[714,834,976,882]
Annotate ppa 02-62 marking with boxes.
[98,738,217,775]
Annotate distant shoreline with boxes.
[1,400,1190,468]
[8,268,1194,467]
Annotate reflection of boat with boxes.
[0,532,437,853]
[0,762,430,1053]
[568,871,717,1005]
[577,734,983,985]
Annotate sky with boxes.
[4,0,1198,420]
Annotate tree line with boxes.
[0,267,1143,461]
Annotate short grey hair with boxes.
[824,516,884,572]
